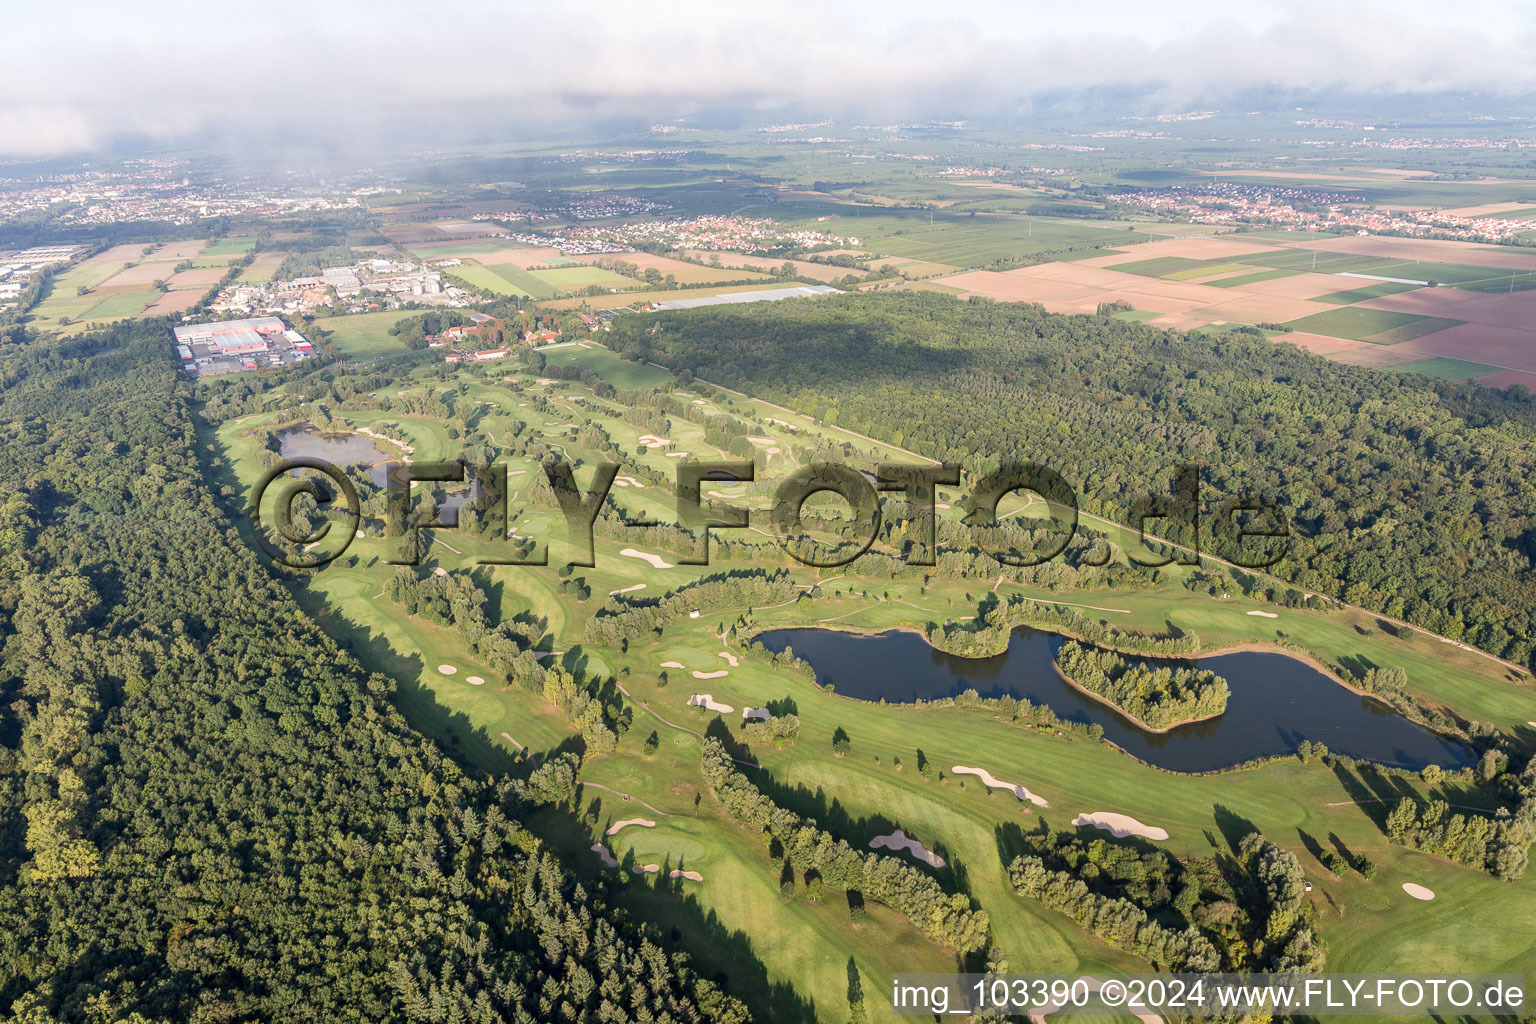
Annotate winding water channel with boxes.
[756,626,1474,773]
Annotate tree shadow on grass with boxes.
[291,585,535,778]
[525,800,820,1024]
[1211,803,1260,854]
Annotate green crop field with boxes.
[1310,281,1424,304]
[1392,357,1502,381]
[1367,316,1464,345]
[1282,306,1448,343]
[1101,256,1211,277]
[1206,268,1301,288]
[1163,261,1253,281]
[529,265,636,289]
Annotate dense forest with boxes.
[609,292,1536,668]
[0,321,749,1022]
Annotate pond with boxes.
[754,626,1474,773]
[276,426,477,524]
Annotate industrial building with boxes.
[172,316,315,377]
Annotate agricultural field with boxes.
[216,329,1536,1022]
[680,250,856,283]
[1392,356,1505,381]
[539,280,800,311]
[589,251,774,286]
[25,239,227,332]
[447,264,554,300]
[928,233,1536,388]
[528,265,635,290]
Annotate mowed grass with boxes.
[317,310,415,359]
[447,264,547,299]
[536,342,674,389]
[82,290,158,319]
[238,253,284,284]
[1283,306,1447,343]
[204,237,258,256]
[212,354,1536,1019]
[1392,357,1502,381]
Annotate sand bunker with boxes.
[718,651,740,667]
[660,660,686,669]
[466,676,485,686]
[591,844,618,868]
[610,583,647,596]
[355,529,365,537]
[1073,812,1169,841]
[742,707,773,722]
[606,818,656,836]
[869,829,946,868]
[952,766,1050,807]
[637,434,672,446]
[620,548,674,569]
[632,863,661,874]
[671,869,704,882]
[664,451,691,458]
[437,664,457,675]
[692,670,729,680]
[432,566,448,577]
[689,694,735,713]
[1247,610,1279,618]
[1402,882,1436,901]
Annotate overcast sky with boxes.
[4,0,1535,157]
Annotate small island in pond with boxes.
[1054,640,1230,731]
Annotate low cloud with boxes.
[2,0,1533,158]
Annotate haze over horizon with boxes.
[5,0,1536,158]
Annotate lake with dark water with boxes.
[754,626,1474,773]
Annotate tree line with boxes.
[700,737,990,953]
